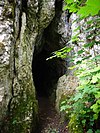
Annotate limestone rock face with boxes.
[70,14,100,63]
[0,1,70,132]
[0,0,60,132]
[0,0,13,123]
[1,0,99,132]
[0,0,71,131]
[56,75,78,113]
[2,0,98,132]
[39,0,55,29]
[55,13,100,115]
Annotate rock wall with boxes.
[70,14,100,63]
[32,0,69,98]
[0,1,38,132]
[0,0,13,127]
[0,0,68,132]
[1,0,99,132]
[56,75,78,113]
[55,12,100,114]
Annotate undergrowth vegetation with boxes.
[61,59,100,133]
[52,0,100,132]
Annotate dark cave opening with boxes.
[32,45,67,133]
[32,46,66,98]
[32,0,66,98]
[32,49,51,97]
[32,0,67,131]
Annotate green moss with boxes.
[60,94,67,105]
[7,73,38,133]
[68,114,83,133]
[8,94,38,133]
[59,94,71,121]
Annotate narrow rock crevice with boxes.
[32,1,67,132]
[32,46,66,98]
[32,0,66,98]
[0,0,70,132]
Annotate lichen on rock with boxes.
[0,0,87,132]
[56,75,79,113]
[0,0,64,132]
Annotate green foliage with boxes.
[46,47,73,60]
[68,114,83,133]
[64,0,100,17]
[58,0,100,132]
[60,59,100,132]
[78,0,100,17]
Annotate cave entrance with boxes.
[33,49,55,97]
[32,0,66,98]
[31,0,68,131]
[32,45,66,98]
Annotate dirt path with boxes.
[36,97,68,133]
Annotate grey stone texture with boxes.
[0,0,69,132]
[0,0,99,132]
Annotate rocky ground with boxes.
[36,97,68,133]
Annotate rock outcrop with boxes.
[0,1,38,132]
[56,75,78,113]
[0,0,99,132]
[0,0,68,132]
[55,11,100,115]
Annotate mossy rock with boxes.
[68,114,83,133]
